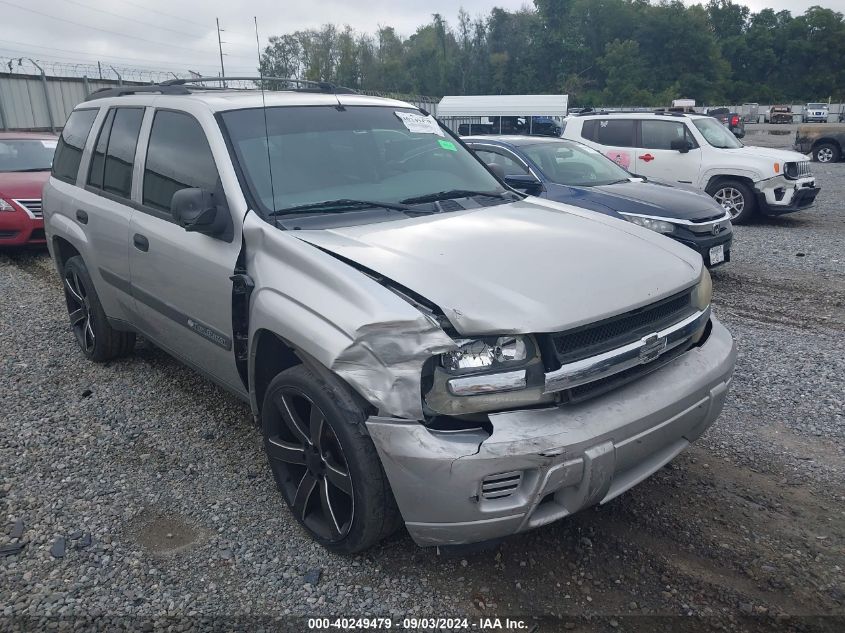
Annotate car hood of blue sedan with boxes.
[543,179,725,222]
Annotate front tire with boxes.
[813,143,840,163]
[62,256,135,362]
[261,364,401,553]
[706,179,756,224]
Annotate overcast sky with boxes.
[0,0,841,78]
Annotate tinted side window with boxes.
[640,120,686,150]
[88,109,115,190]
[580,120,596,141]
[594,119,635,147]
[473,149,529,177]
[52,109,98,184]
[143,111,218,213]
[103,108,144,198]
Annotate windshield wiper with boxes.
[400,189,510,205]
[269,199,410,217]
[5,167,51,173]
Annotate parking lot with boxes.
[1,161,844,631]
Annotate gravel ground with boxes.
[1,164,844,632]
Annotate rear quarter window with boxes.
[52,109,98,184]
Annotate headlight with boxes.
[441,336,528,372]
[621,214,675,234]
[0,198,15,212]
[691,267,712,310]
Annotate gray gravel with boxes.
[1,164,844,631]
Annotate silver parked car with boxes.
[43,79,736,551]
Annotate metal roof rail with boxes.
[161,76,358,93]
[85,76,358,101]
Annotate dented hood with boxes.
[293,198,702,335]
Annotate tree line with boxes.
[258,0,845,106]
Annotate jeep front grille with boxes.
[785,161,812,180]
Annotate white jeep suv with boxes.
[561,111,820,223]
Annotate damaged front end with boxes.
[367,318,736,547]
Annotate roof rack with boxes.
[85,76,357,101]
[572,109,689,118]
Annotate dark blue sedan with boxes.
[464,135,733,267]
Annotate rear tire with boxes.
[261,364,401,553]
[706,179,756,224]
[62,256,135,362]
[813,143,840,164]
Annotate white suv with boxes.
[561,111,820,223]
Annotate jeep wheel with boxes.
[707,180,756,224]
[813,143,839,164]
[62,256,135,362]
[261,364,401,553]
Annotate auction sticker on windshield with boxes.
[395,111,444,136]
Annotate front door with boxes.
[128,109,244,394]
[633,119,702,185]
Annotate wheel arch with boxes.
[250,329,303,422]
[52,236,82,272]
[705,173,757,192]
[812,137,842,153]
[248,329,373,425]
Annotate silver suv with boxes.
[43,80,736,552]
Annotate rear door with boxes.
[634,119,702,185]
[128,108,245,394]
[74,106,145,323]
[579,118,637,172]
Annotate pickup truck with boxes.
[794,124,845,163]
[706,108,745,138]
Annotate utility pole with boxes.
[216,18,226,87]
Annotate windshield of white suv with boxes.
[220,106,508,216]
[521,140,629,186]
[808,103,828,109]
[692,118,743,149]
[0,139,56,172]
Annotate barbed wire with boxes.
[0,56,216,82]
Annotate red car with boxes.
[0,131,58,247]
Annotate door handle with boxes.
[75,209,88,224]
[638,154,655,162]
[133,233,149,252]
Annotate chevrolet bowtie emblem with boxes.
[639,333,668,363]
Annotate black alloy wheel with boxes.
[61,255,135,362]
[265,385,354,542]
[64,266,95,355]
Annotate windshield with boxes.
[692,118,743,149]
[220,106,506,215]
[0,139,56,172]
[521,140,630,186]
[808,103,827,109]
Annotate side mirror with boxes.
[504,173,543,194]
[171,188,228,237]
[670,139,690,154]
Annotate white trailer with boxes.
[437,94,569,136]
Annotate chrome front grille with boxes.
[13,199,43,218]
[481,471,523,500]
[552,290,694,365]
[543,291,709,403]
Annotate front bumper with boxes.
[0,211,45,246]
[755,175,819,216]
[367,317,736,547]
[672,232,732,268]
